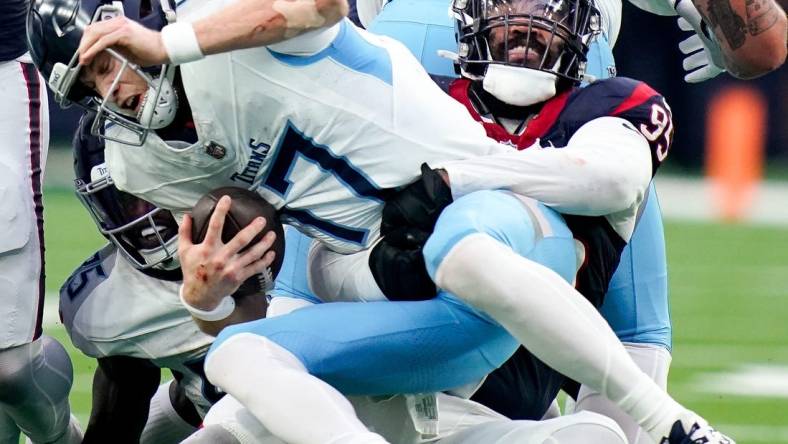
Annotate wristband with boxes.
[179,284,236,321]
[161,22,204,65]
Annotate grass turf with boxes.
[39,187,788,443]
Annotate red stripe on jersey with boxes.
[611,82,659,116]
[519,90,571,149]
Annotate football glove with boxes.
[674,0,726,83]
[382,163,453,237]
[369,226,437,301]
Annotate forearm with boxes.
[193,0,349,56]
[693,0,787,78]
[440,117,652,216]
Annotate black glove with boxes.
[369,226,437,301]
[382,163,453,237]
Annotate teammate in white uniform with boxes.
[27,0,733,443]
[0,2,82,443]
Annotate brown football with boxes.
[191,187,285,296]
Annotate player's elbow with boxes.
[316,0,349,26]
[728,21,787,79]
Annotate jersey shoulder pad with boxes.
[59,244,118,356]
[571,78,673,174]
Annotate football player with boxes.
[69,121,627,444]
[0,2,81,443]
[60,113,235,444]
[27,0,732,442]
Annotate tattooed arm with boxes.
[693,0,787,78]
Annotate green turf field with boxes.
[39,187,788,444]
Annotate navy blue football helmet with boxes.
[73,111,180,270]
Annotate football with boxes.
[191,187,286,295]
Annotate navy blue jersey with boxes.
[0,0,29,62]
[453,77,674,419]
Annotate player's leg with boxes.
[0,337,81,444]
[577,184,672,443]
[182,395,285,444]
[423,190,708,442]
[0,58,80,444]
[205,332,388,444]
[437,411,627,444]
[574,342,672,444]
[140,381,199,444]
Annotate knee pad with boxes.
[205,333,305,390]
[0,336,73,405]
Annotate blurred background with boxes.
[39,3,787,443]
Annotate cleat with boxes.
[660,419,735,444]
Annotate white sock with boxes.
[434,233,686,441]
[205,334,389,444]
[140,381,198,444]
[576,343,673,444]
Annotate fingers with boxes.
[679,34,704,54]
[203,196,231,245]
[81,29,128,66]
[78,17,125,65]
[683,50,708,71]
[677,16,695,32]
[224,216,267,255]
[237,231,277,268]
[178,214,194,250]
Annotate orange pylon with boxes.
[706,86,766,222]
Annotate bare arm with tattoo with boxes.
[78,0,349,67]
[694,0,787,78]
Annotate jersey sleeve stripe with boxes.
[610,82,659,116]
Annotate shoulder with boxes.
[570,77,665,114]
[59,245,119,356]
[556,77,670,133]
[60,248,202,359]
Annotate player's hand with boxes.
[78,16,168,67]
[369,226,437,301]
[382,163,453,236]
[674,0,726,83]
[178,196,277,311]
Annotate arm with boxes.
[78,0,349,66]
[693,0,786,78]
[82,356,161,444]
[441,117,653,216]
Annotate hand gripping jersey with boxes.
[105,6,506,254]
[59,245,217,415]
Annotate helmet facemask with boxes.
[453,0,601,106]
[75,162,180,270]
[47,1,178,146]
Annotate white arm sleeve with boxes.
[441,116,653,217]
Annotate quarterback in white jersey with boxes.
[98,1,506,253]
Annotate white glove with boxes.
[674,0,726,82]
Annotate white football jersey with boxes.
[59,245,216,415]
[105,4,507,253]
